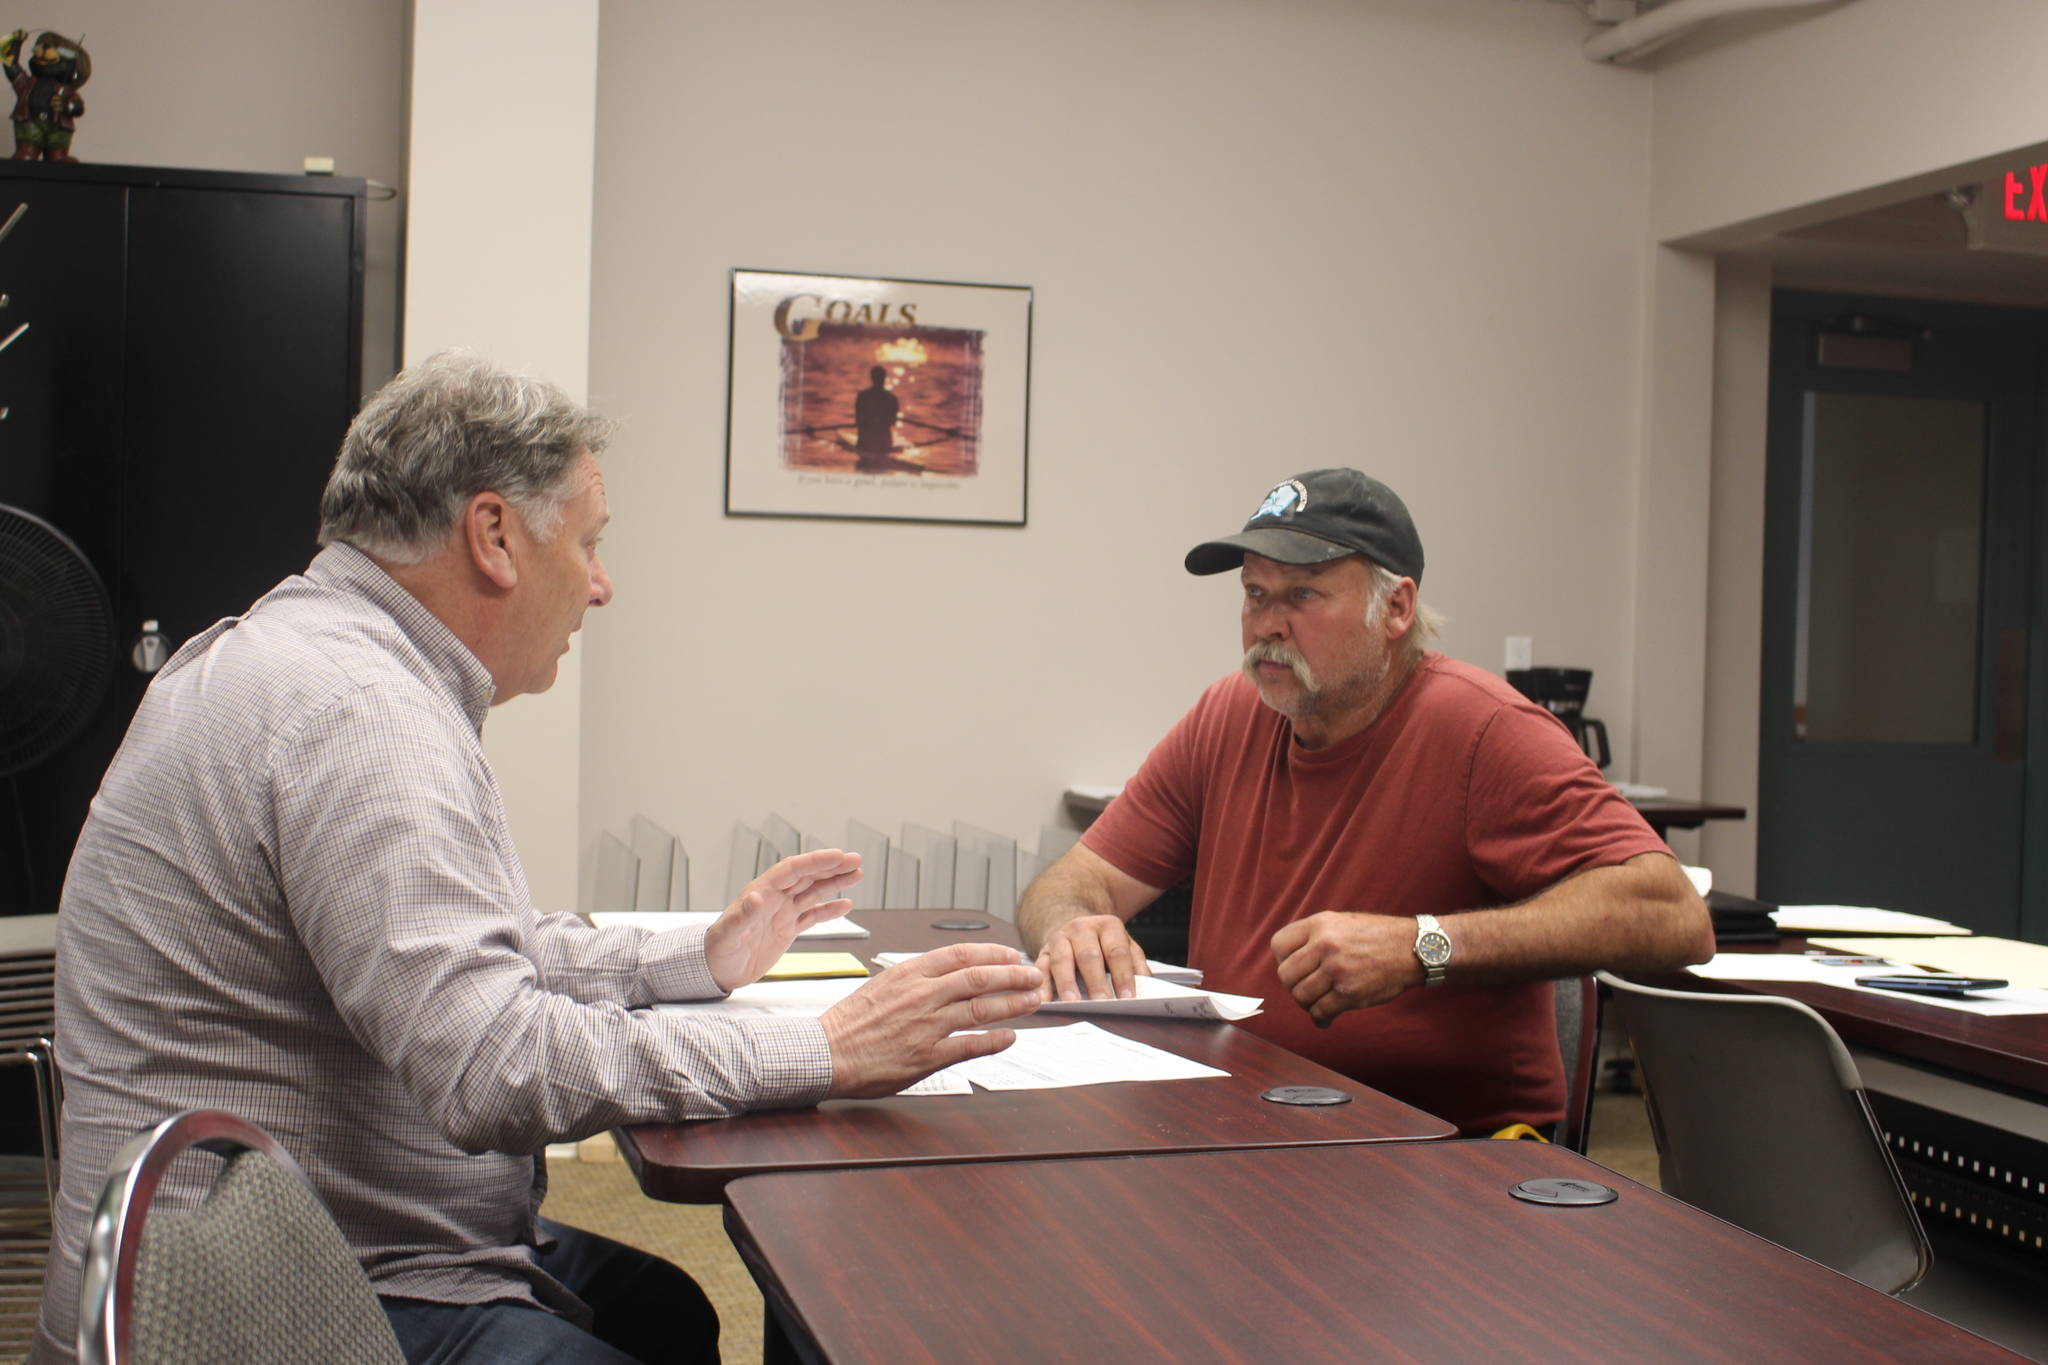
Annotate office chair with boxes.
[1596,972,1931,1295]
[78,1109,404,1365]
[1552,977,1598,1153]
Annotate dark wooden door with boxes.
[1759,291,2041,937]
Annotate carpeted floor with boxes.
[540,1153,768,1365]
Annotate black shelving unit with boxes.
[0,161,366,916]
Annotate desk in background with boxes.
[614,909,1454,1203]
[726,1139,2025,1364]
[1629,796,1748,842]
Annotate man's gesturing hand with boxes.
[820,943,1044,1099]
[1271,911,1423,1027]
[1034,914,1151,1003]
[705,848,863,993]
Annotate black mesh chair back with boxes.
[77,1109,404,1365]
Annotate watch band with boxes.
[1414,913,1452,987]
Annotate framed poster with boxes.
[725,268,1033,525]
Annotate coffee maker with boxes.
[1506,666,1610,769]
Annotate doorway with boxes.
[1759,290,2048,939]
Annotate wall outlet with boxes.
[1504,635,1533,672]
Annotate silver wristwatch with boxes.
[1413,914,1452,986]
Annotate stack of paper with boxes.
[590,911,869,939]
[1802,935,2048,992]
[908,1022,1229,1094]
[655,976,866,1018]
[1688,952,2048,1015]
[762,952,869,981]
[869,953,1251,1020]
[873,951,1197,984]
[1769,906,1967,936]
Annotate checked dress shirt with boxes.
[33,544,831,1363]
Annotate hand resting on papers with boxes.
[1035,914,1154,1003]
[821,943,1044,1098]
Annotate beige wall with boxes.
[1650,0,2048,247]
[1700,255,1770,892]
[406,0,601,912]
[53,0,408,387]
[581,0,1658,907]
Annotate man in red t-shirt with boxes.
[1017,468,1713,1134]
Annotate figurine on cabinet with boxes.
[0,29,88,161]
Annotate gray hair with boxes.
[318,350,618,564]
[1365,560,1444,661]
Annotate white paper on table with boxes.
[935,1022,1229,1090]
[652,975,865,1018]
[1688,954,2048,1015]
[1769,906,1967,936]
[590,911,869,939]
[1035,974,1261,1022]
[871,951,1201,987]
[1690,954,1886,983]
[1806,935,2048,991]
[898,1071,974,1096]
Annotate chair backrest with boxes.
[627,815,679,912]
[900,825,956,909]
[1551,976,1597,1153]
[725,822,764,902]
[953,822,1019,917]
[844,821,891,910]
[1596,972,1930,1295]
[951,847,990,912]
[79,1110,404,1365]
[884,846,920,908]
[591,832,640,913]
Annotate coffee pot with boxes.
[1506,666,1611,770]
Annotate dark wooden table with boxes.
[725,1139,2025,1364]
[615,910,1454,1203]
[1649,935,2048,1098]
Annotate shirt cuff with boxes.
[729,1016,834,1108]
[637,924,723,1003]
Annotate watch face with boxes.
[1417,930,1452,967]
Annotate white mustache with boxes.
[1243,640,1317,691]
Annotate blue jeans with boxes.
[380,1217,719,1365]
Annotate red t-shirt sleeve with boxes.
[1465,703,1671,900]
[1078,687,1215,892]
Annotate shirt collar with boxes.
[304,542,498,731]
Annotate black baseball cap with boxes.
[1184,468,1424,583]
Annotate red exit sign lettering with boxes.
[2005,166,2048,221]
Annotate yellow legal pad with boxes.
[763,952,871,981]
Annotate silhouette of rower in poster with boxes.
[854,366,899,467]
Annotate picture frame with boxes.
[724,268,1033,525]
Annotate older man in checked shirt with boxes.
[32,353,1042,1365]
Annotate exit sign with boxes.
[2004,165,2048,221]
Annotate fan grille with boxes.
[0,503,114,777]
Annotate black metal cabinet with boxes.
[0,161,365,915]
